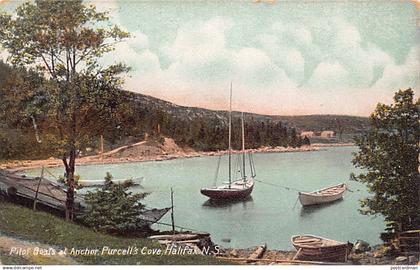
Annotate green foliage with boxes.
[351,88,420,232]
[0,1,131,218]
[0,0,130,155]
[114,97,306,152]
[81,173,149,235]
[302,136,311,146]
[0,0,129,69]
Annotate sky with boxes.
[1,0,419,116]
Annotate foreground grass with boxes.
[0,201,224,265]
[0,250,31,265]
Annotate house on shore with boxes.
[300,131,315,138]
[320,131,335,138]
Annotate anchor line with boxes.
[253,179,305,192]
[292,197,300,210]
[153,221,199,232]
[43,168,60,180]
[345,186,355,193]
[343,180,355,193]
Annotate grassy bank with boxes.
[0,201,224,265]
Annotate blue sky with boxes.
[1,0,419,116]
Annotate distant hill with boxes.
[0,60,371,138]
[0,60,370,160]
[124,91,370,139]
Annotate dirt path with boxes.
[0,233,77,265]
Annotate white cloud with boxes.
[2,1,418,116]
[255,34,305,84]
[272,22,313,47]
[306,61,350,89]
[298,18,417,92]
[163,17,233,65]
[333,23,361,49]
[372,47,419,91]
[98,15,418,116]
[231,47,286,87]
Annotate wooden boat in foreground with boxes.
[78,177,144,187]
[291,235,352,262]
[298,183,346,206]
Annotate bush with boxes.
[80,173,149,235]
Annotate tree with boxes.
[302,136,310,146]
[0,0,130,220]
[351,88,420,233]
[82,173,148,235]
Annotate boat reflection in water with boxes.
[202,196,254,209]
[299,197,344,217]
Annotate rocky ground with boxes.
[217,242,419,265]
[348,242,419,265]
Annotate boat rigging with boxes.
[200,83,256,201]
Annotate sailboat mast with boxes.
[241,112,246,180]
[228,83,232,188]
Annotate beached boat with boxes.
[291,235,352,262]
[200,84,256,201]
[78,177,144,187]
[298,183,346,206]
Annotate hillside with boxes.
[0,61,369,160]
[123,91,370,136]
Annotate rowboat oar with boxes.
[292,248,302,261]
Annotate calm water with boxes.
[26,146,384,250]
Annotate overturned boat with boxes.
[291,235,352,262]
[78,177,144,187]
[298,183,346,206]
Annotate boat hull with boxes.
[292,243,350,262]
[291,235,352,262]
[200,180,254,200]
[298,183,346,206]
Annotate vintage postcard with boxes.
[0,0,419,268]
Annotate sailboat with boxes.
[200,84,256,200]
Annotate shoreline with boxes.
[0,143,355,173]
[218,243,410,265]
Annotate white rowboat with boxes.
[298,183,346,206]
